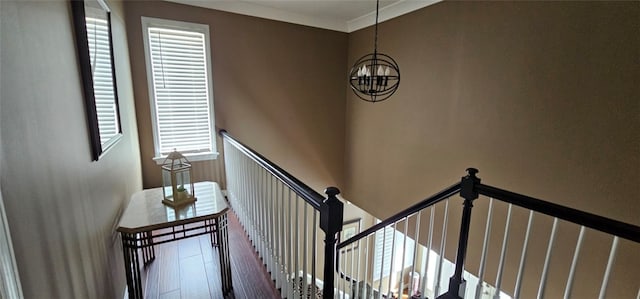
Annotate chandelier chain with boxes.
[373,0,379,56]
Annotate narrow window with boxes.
[142,17,217,162]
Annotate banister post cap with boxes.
[460,168,480,201]
[324,187,341,198]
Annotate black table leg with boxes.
[121,232,143,299]
[142,231,155,265]
[208,218,218,247]
[216,213,233,296]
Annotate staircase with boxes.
[220,130,640,299]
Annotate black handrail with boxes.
[477,184,640,243]
[219,129,324,210]
[336,182,461,251]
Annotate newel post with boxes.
[320,187,344,299]
[438,168,481,299]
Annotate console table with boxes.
[117,181,232,299]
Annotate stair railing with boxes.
[220,130,639,299]
[336,168,640,299]
[220,130,343,299]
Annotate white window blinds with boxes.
[373,225,395,279]
[146,25,214,156]
[86,16,119,146]
[372,224,415,279]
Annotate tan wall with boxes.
[345,1,639,298]
[0,0,143,298]
[124,1,348,193]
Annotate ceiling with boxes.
[164,0,441,32]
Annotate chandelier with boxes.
[348,0,400,103]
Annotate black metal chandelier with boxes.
[349,0,400,103]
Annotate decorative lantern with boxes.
[161,150,196,207]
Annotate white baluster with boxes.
[409,212,421,297]
[537,217,559,299]
[269,175,276,280]
[421,206,435,297]
[311,210,317,297]
[363,234,370,299]
[294,195,300,297]
[387,222,397,298]
[513,210,534,299]
[398,217,409,299]
[355,238,362,299]
[434,200,449,297]
[279,182,286,298]
[563,225,585,299]
[598,236,620,299]
[286,189,293,297]
[261,168,267,266]
[303,202,308,299]
[493,204,513,299]
[476,198,494,299]
[378,225,388,298]
[275,178,282,290]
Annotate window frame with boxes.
[141,17,218,164]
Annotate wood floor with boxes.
[143,211,281,299]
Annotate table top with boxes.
[117,181,228,234]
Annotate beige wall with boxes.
[345,1,639,298]
[0,0,142,298]
[124,1,348,193]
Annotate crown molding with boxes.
[164,0,442,33]
[164,0,348,32]
[347,0,442,32]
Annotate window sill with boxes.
[153,152,219,165]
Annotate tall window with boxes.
[142,17,217,161]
